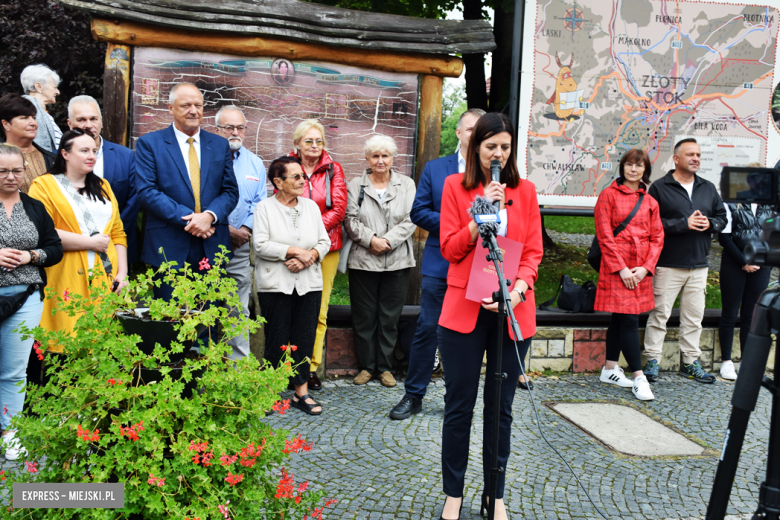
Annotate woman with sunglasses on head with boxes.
[254,156,330,415]
[0,143,62,460]
[344,134,416,388]
[27,129,128,361]
[437,113,542,520]
[287,119,346,391]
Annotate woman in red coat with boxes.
[594,148,664,401]
[288,119,347,390]
[437,113,543,520]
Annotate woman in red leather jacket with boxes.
[288,119,347,390]
[437,113,543,520]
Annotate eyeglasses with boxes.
[282,174,308,181]
[0,169,24,178]
[302,139,323,146]
[217,125,246,132]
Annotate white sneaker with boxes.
[632,375,655,401]
[599,366,633,388]
[720,360,738,381]
[2,431,26,461]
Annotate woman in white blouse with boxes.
[253,156,330,416]
[28,129,127,353]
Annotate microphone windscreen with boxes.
[469,195,499,235]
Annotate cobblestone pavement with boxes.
[270,373,772,520]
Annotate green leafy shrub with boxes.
[3,248,335,519]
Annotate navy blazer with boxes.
[410,152,460,279]
[134,125,239,267]
[102,139,139,263]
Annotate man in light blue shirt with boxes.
[215,105,267,360]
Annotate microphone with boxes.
[469,195,500,238]
[490,160,501,211]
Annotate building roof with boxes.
[62,0,496,55]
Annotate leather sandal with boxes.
[291,393,322,416]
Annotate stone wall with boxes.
[323,326,776,377]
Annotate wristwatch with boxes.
[511,287,526,302]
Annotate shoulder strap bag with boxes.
[587,193,644,272]
[337,186,365,274]
[538,274,596,313]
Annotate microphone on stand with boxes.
[490,159,502,211]
[469,195,500,240]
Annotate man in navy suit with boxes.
[134,82,239,300]
[389,108,484,420]
[67,95,140,262]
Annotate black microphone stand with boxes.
[479,224,524,520]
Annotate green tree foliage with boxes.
[440,100,467,157]
[0,0,106,127]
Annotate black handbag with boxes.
[0,285,35,323]
[538,275,596,313]
[587,193,644,272]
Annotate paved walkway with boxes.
[271,372,771,520]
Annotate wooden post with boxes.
[103,43,132,146]
[406,74,443,306]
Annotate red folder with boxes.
[465,236,524,303]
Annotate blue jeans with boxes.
[403,275,447,399]
[0,285,43,431]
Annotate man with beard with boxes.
[215,105,266,360]
[642,138,727,384]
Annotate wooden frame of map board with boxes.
[92,18,457,305]
[517,0,780,207]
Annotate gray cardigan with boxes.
[253,195,331,295]
[22,95,60,153]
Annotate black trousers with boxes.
[438,307,532,499]
[605,313,642,372]
[348,268,411,374]
[719,252,771,360]
[258,290,321,387]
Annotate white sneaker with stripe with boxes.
[599,366,634,388]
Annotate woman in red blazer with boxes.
[437,113,543,520]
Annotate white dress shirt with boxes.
[458,150,466,173]
[93,137,104,178]
[172,125,201,179]
[171,125,217,223]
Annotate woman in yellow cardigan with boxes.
[28,129,127,353]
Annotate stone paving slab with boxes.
[549,402,706,457]
[267,373,772,519]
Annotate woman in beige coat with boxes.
[345,135,416,387]
[254,156,330,415]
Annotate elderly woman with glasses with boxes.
[344,134,416,388]
[20,64,62,153]
[0,94,56,192]
[287,119,346,391]
[254,156,330,415]
[0,143,62,460]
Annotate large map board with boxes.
[130,47,420,186]
[517,0,780,206]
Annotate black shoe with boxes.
[517,378,534,391]
[481,493,488,517]
[308,371,322,391]
[389,396,422,420]
[439,496,462,520]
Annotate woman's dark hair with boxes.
[618,149,652,185]
[0,94,36,141]
[462,112,520,190]
[267,156,302,187]
[49,129,109,203]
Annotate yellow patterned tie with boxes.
[187,137,201,213]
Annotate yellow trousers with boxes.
[312,250,339,370]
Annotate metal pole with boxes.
[508,0,525,128]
